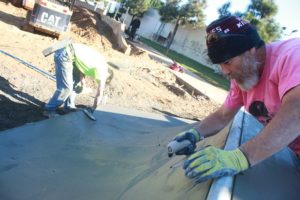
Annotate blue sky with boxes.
[204,0,300,39]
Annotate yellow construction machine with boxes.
[22,0,75,38]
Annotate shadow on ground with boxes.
[0,75,47,130]
[0,9,24,28]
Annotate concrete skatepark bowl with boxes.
[1,105,300,200]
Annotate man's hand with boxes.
[74,84,83,94]
[183,146,249,183]
[171,128,203,155]
[74,77,85,94]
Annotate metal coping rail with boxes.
[206,108,246,200]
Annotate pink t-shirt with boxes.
[224,38,300,154]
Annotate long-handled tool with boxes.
[42,38,73,57]
[80,108,96,121]
[0,49,56,81]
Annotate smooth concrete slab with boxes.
[232,112,300,200]
[0,105,230,200]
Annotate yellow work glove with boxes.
[183,146,249,183]
[172,128,203,155]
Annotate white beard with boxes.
[236,53,261,91]
[237,73,259,91]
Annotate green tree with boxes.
[124,0,150,16]
[218,2,231,17]
[247,0,277,19]
[244,0,282,42]
[150,0,163,9]
[159,0,206,50]
[217,0,282,42]
[121,0,161,17]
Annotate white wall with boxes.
[137,9,162,39]
[171,26,211,67]
[114,8,221,72]
[170,26,220,73]
[121,9,219,72]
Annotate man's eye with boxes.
[223,60,232,65]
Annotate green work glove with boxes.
[172,128,203,155]
[183,146,249,183]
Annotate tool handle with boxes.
[42,38,72,57]
[167,140,191,157]
[81,108,96,121]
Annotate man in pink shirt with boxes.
[169,16,300,183]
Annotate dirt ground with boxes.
[0,1,220,131]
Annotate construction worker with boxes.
[43,43,112,118]
[128,17,141,41]
[169,16,300,183]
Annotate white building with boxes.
[122,9,219,72]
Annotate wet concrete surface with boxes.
[0,105,229,200]
[1,105,299,200]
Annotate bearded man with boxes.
[169,16,300,183]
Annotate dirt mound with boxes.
[71,8,98,40]
[70,7,117,52]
